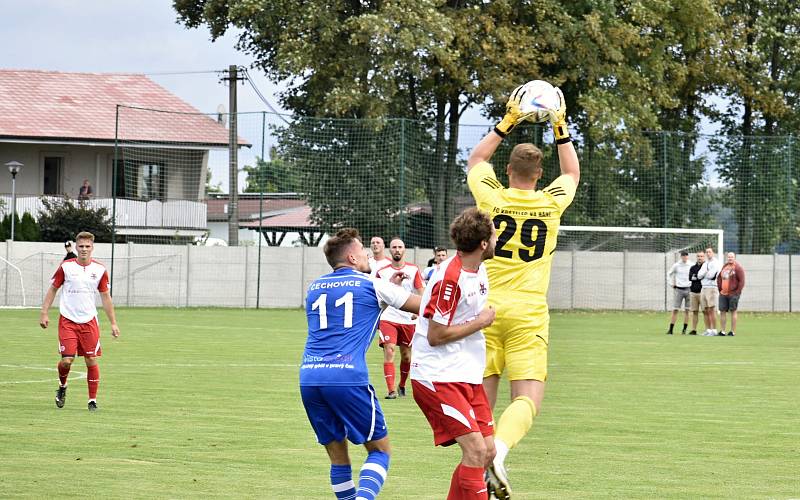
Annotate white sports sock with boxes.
[494,439,509,466]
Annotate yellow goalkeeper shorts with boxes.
[484,302,549,382]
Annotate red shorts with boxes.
[58,316,102,357]
[411,380,494,447]
[378,321,415,347]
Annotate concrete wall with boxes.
[2,241,799,311]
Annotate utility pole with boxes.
[222,65,245,246]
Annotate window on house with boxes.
[113,160,166,200]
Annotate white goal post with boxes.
[0,255,26,308]
[559,226,723,256]
[552,226,724,311]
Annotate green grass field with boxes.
[1,308,798,499]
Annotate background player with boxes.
[411,208,497,500]
[300,228,421,499]
[39,231,120,412]
[368,236,390,276]
[374,237,424,399]
[466,85,580,497]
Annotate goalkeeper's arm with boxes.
[549,87,580,185]
[468,85,531,171]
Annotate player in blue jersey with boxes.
[301,228,422,500]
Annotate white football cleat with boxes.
[487,459,512,500]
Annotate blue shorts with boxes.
[300,384,387,445]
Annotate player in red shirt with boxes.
[411,208,497,499]
[374,237,425,399]
[39,231,121,411]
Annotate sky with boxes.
[0,0,494,192]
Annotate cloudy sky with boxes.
[1,0,286,115]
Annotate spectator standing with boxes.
[64,240,77,261]
[78,179,93,201]
[666,251,692,335]
[717,252,745,336]
[687,251,705,335]
[697,247,720,336]
[423,246,448,282]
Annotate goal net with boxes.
[549,226,723,310]
[0,256,26,307]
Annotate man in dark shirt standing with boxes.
[687,251,705,335]
[64,241,77,261]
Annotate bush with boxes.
[38,197,113,243]
[18,212,41,241]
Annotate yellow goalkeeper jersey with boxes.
[467,161,577,310]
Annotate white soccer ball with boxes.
[517,80,560,123]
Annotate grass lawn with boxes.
[1,308,798,499]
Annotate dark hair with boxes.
[434,246,447,253]
[508,143,543,179]
[680,251,689,256]
[323,228,362,269]
[450,208,493,252]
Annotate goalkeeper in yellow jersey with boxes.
[466,85,580,499]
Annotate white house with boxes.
[0,69,235,240]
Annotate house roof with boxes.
[0,69,240,147]
[240,205,318,230]
[207,194,308,222]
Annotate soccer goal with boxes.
[0,255,27,308]
[549,226,723,311]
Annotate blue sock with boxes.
[356,451,389,500]
[330,464,356,499]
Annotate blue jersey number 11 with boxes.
[311,292,354,329]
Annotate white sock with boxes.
[494,439,509,466]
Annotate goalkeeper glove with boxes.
[548,87,571,144]
[494,85,536,138]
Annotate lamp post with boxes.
[5,161,23,241]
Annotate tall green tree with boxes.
[711,0,800,253]
[243,147,302,193]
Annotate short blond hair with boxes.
[76,231,95,242]
[508,143,543,179]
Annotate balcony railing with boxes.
[0,195,207,230]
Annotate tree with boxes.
[243,147,302,193]
[18,212,41,241]
[37,197,113,243]
[205,166,222,195]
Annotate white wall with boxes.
[2,240,799,311]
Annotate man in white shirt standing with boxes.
[666,251,692,335]
[697,246,720,336]
[375,237,425,399]
[411,207,497,500]
[368,235,390,276]
[39,231,120,411]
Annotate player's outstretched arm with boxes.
[100,291,121,338]
[427,306,496,346]
[549,87,580,185]
[39,286,58,329]
[468,86,532,171]
[399,294,422,317]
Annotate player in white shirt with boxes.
[39,231,120,412]
[367,235,390,276]
[374,237,424,399]
[411,208,497,500]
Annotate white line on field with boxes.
[0,364,87,384]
